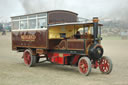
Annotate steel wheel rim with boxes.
[79,59,88,74]
[24,51,31,65]
[99,58,110,73]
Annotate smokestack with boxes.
[93,17,99,44]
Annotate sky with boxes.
[0,0,127,22]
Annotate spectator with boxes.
[2,28,6,35]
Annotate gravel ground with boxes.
[0,33,128,85]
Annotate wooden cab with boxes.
[11,10,78,50]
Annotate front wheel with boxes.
[99,56,113,74]
[78,57,91,76]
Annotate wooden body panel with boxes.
[67,39,85,50]
[48,10,78,24]
[12,30,48,50]
[48,39,85,51]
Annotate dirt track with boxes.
[0,33,128,85]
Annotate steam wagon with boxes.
[11,10,113,76]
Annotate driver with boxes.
[75,31,80,39]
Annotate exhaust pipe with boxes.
[93,17,99,44]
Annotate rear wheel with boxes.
[78,57,91,76]
[23,49,36,67]
[99,56,113,74]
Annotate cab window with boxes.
[29,19,36,29]
[98,26,102,38]
[38,18,47,28]
[12,21,19,30]
[78,26,93,35]
[12,13,47,30]
[20,20,27,29]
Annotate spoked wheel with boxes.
[99,56,113,74]
[23,49,36,67]
[78,57,91,76]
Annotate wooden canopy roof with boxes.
[49,22,103,28]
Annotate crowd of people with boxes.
[0,23,11,35]
[120,30,128,39]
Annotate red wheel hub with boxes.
[79,59,88,74]
[24,51,31,65]
[99,58,110,72]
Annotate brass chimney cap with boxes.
[93,17,99,23]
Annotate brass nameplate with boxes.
[21,35,36,41]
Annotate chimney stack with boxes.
[93,17,99,44]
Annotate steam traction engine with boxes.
[11,10,113,76]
